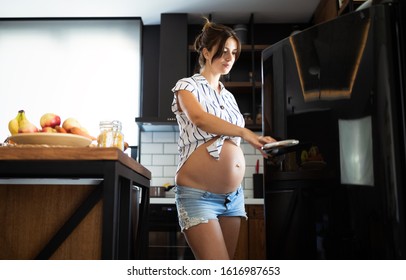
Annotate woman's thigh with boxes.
[183,219,229,260]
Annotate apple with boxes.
[40,113,61,128]
[62,117,82,132]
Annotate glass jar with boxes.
[97,120,124,150]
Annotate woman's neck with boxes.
[201,69,221,93]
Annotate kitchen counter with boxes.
[0,146,151,260]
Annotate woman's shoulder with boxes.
[173,74,205,92]
[179,74,204,84]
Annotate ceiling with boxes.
[0,0,321,25]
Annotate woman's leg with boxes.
[219,216,241,259]
[183,220,230,260]
[183,217,242,260]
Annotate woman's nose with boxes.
[224,52,232,61]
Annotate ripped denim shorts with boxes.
[174,185,247,232]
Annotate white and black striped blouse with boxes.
[171,74,245,173]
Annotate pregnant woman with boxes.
[171,18,276,260]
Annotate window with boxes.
[0,19,142,145]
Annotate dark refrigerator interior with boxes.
[261,1,406,259]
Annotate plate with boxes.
[8,133,92,147]
[262,139,299,151]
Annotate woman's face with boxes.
[205,37,238,75]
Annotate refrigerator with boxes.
[261,1,406,259]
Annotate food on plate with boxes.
[301,150,309,162]
[7,110,96,143]
[70,126,96,140]
[301,145,324,163]
[8,110,23,135]
[55,125,67,133]
[41,127,57,133]
[8,110,39,135]
[40,113,61,129]
[62,117,82,133]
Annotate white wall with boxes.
[0,19,141,145]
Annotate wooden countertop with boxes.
[0,146,151,180]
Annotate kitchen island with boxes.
[0,146,151,260]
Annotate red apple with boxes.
[40,113,61,128]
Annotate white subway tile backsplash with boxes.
[244,177,254,189]
[145,166,163,177]
[141,143,163,154]
[153,132,176,143]
[164,165,177,177]
[164,143,178,154]
[141,132,153,142]
[243,189,254,198]
[152,154,175,166]
[140,154,152,165]
[245,154,263,166]
[241,143,256,154]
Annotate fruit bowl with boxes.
[8,133,92,147]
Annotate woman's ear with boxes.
[203,48,210,59]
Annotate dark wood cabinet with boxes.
[234,204,266,259]
[137,14,188,128]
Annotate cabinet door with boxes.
[248,205,266,259]
[234,205,266,260]
[264,188,317,259]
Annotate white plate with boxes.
[8,133,92,147]
[262,139,299,150]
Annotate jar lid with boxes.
[99,120,122,130]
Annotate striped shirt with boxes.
[171,74,245,173]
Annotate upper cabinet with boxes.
[313,0,368,25]
[137,14,188,131]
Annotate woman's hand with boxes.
[241,129,276,158]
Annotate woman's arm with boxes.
[176,90,276,153]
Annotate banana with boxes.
[8,110,24,135]
[17,110,39,133]
[301,150,308,162]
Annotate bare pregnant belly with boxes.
[175,139,246,194]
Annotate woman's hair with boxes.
[193,17,241,72]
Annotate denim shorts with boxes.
[174,185,248,232]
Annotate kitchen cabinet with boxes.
[136,14,188,131]
[234,204,266,259]
[313,0,368,24]
[0,147,151,260]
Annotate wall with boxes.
[139,131,264,198]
